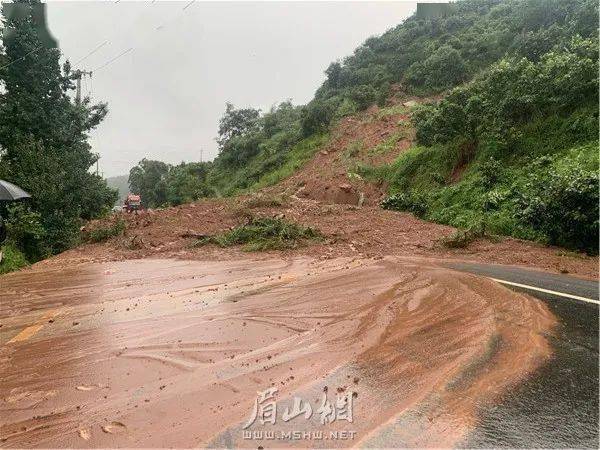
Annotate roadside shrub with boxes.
[517,165,599,254]
[4,203,47,261]
[196,217,320,251]
[381,191,429,217]
[0,243,28,274]
[87,219,126,243]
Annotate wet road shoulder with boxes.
[448,263,599,448]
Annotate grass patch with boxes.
[0,243,28,274]
[373,104,409,120]
[368,132,405,156]
[86,218,126,243]
[196,217,321,251]
[250,134,330,191]
[343,140,364,159]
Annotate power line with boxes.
[73,40,109,65]
[91,1,197,74]
[94,47,132,71]
[183,1,196,11]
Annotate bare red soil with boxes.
[47,194,597,279]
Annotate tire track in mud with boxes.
[0,257,556,448]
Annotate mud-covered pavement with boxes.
[1,256,562,448]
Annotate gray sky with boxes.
[46,1,416,177]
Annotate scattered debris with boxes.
[180,231,208,239]
[101,421,127,434]
[78,428,91,441]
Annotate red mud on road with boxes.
[0,256,556,448]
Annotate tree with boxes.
[0,0,116,254]
[216,103,260,148]
[128,159,171,208]
[165,162,213,205]
[405,45,468,91]
[324,62,343,89]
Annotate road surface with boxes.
[0,256,597,448]
[446,262,599,448]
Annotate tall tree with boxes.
[128,159,170,208]
[0,0,116,255]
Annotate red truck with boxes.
[122,193,142,213]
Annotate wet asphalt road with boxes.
[447,262,599,449]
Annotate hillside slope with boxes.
[202,0,598,253]
[80,0,598,275]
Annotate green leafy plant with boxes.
[381,191,429,217]
[0,243,28,274]
[87,219,126,243]
[196,217,321,251]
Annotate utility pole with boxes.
[200,148,203,162]
[73,69,93,104]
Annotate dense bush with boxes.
[308,0,598,132]
[0,243,28,274]
[380,115,599,253]
[381,191,429,217]
[517,159,598,253]
[87,219,126,243]
[4,203,47,261]
[405,45,468,91]
[414,37,599,147]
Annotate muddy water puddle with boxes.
[1,256,556,447]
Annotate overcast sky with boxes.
[46,1,416,177]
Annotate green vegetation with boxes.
[128,159,213,209]
[365,2,599,254]
[378,76,598,252]
[128,102,328,204]
[1,0,597,274]
[196,217,321,251]
[0,0,117,265]
[207,101,327,196]
[0,243,28,274]
[301,0,598,134]
[86,219,126,243]
[126,0,598,255]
